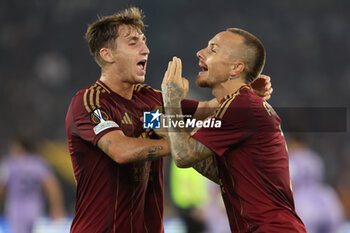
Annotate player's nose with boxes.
[140,42,150,55]
[196,48,205,60]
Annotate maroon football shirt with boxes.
[192,86,306,233]
[66,80,198,233]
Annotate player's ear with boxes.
[100,48,114,63]
[229,61,245,77]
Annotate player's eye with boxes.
[209,45,216,53]
[209,46,217,53]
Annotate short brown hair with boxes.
[85,7,146,67]
[226,28,266,83]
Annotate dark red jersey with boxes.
[192,86,306,233]
[66,80,198,233]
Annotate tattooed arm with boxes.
[164,87,218,179]
[161,57,217,179]
[97,130,170,164]
[192,156,219,184]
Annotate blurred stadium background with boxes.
[0,0,349,232]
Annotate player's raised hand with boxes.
[162,57,188,106]
[162,57,183,87]
[250,74,273,100]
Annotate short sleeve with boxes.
[67,91,122,146]
[191,96,255,156]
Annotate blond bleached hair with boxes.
[85,7,146,67]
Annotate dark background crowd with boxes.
[0,0,349,232]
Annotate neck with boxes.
[212,77,246,102]
[100,69,134,100]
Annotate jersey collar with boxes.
[219,85,251,104]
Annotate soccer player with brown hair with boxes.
[66,8,188,232]
[161,29,306,232]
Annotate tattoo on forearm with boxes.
[165,118,214,168]
[162,82,183,107]
[171,134,213,168]
[192,156,219,184]
[134,146,164,161]
[162,81,214,167]
[167,133,190,166]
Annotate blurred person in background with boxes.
[170,161,208,233]
[0,135,65,233]
[288,134,345,233]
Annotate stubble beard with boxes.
[196,75,211,88]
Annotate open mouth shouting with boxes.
[198,61,208,75]
[136,58,147,75]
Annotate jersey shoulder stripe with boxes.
[214,86,252,119]
[96,81,111,94]
[214,92,239,119]
[134,83,163,106]
[83,82,110,113]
